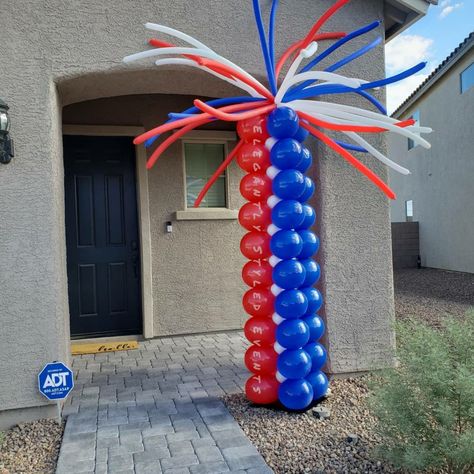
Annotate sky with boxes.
[385,0,474,113]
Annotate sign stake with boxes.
[56,400,62,425]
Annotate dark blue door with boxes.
[64,135,142,338]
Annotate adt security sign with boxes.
[38,362,74,400]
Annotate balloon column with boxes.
[123,0,431,411]
[238,109,327,409]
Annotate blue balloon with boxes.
[306,371,329,401]
[277,348,312,379]
[276,319,310,349]
[304,342,327,371]
[273,259,306,289]
[273,169,306,200]
[302,314,325,341]
[298,230,320,258]
[279,379,313,410]
[271,230,303,259]
[267,106,300,139]
[270,139,303,170]
[296,147,312,173]
[297,204,316,230]
[300,259,321,286]
[275,289,308,319]
[301,287,324,314]
[272,200,304,230]
[299,177,315,202]
[294,126,309,143]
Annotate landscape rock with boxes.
[0,419,64,474]
[312,406,331,420]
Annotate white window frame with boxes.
[177,130,238,221]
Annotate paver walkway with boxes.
[56,332,272,474]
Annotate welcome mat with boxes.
[71,340,139,355]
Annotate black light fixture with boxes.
[0,99,14,164]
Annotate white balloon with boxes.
[267,195,281,208]
[292,101,431,149]
[124,46,271,98]
[267,224,280,236]
[271,284,284,295]
[275,371,287,383]
[275,41,318,104]
[344,130,410,175]
[144,22,215,52]
[291,99,432,133]
[272,313,285,325]
[265,137,277,150]
[266,166,281,179]
[153,58,263,98]
[274,342,286,354]
[269,256,282,268]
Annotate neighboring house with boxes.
[389,33,474,274]
[0,0,432,428]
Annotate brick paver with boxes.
[56,332,272,474]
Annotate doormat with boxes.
[71,340,139,355]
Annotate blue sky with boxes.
[385,0,474,112]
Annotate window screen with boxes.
[461,62,474,94]
[184,142,227,208]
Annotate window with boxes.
[405,199,413,222]
[184,142,227,208]
[407,110,420,150]
[460,62,474,94]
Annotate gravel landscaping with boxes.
[225,377,392,474]
[0,419,64,474]
[224,268,474,473]
[394,268,474,327]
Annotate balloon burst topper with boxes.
[124,0,431,411]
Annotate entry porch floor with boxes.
[57,332,271,474]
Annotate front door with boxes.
[64,135,142,338]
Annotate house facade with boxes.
[0,0,432,428]
[389,33,474,274]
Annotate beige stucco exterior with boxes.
[389,47,474,273]
[0,0,402,427]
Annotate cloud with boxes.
[439,1,463,19]
[386,73,429,113]
[385,34,434,74]
[385,34,435,113]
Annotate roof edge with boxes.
[393,32,474,118]
[384,0,436,42]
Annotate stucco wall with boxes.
[0,0,395,423]
[389,51,474,273]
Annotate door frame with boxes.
[62,124,154,339]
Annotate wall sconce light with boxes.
[0,99,14,164]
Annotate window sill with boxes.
[175,208,239,221]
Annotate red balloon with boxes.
[242,260,273,288]
[245,374,279,404]
[237,143,270,173]
[240,173,272,202]
[240,232,271,259]
[237,115,270,144]
[238,202,272,232]
[242,288,274,317]
[244,345,278,375]
[244,318,276,346]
